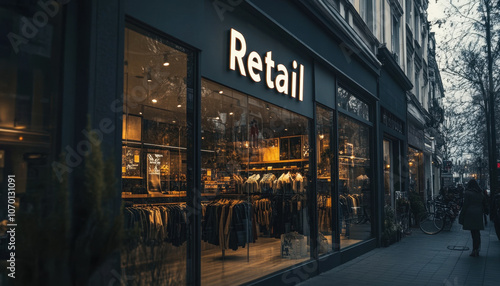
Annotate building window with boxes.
[406,0,413,31]
[392,15,400,61]
[338,113,372,248]
[337,86,370,121]
[317,105,335,254]
[409,147,424,197]
[0,4,62,222]
[414,5,420,41]
[384,139,393,207]
[360,0,374,32]
[415,70,420,101]
[200,79,311,285]
[406,55,413,82]
[327,0,341,11]
[121,26,191,285]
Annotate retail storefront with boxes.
[0,1,407,285]
[376,49,411,210]
[408,124,425,199]
[120,1,379,285]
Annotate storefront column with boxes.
[309,106,319,261]
[186,51,202,286]
[374,101,384,245]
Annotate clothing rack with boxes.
[202,198,253,261]
[130,201,186,207]
[123,200,187,208]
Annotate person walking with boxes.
[459,179,489,257]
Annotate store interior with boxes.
[120,27,373,286]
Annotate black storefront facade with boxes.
[0,1,410,285]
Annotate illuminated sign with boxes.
[229,28,304,101]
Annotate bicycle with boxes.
[419,197,459,235]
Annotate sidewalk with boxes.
[299,221,500,286]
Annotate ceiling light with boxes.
[163,54,170,66]
[176,95,182,108]
[172,120,176,123]
[229,112,234,115]
[139,112,143,115]
[319,134,324,139]
[152,99,158,103]
[219,90,223,94]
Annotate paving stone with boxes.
[299,222,500,286]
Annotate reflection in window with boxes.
[317,106,334,254]
[383,140,392,207]
[0,6,61,199]
[337,86,370,121]
[201,79,310,285]
[121,27,189,286]
[408,147,423,196]
[338,113,372,248]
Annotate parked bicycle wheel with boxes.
[419,212,445,234]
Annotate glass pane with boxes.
[337,86,370,121]
[121,27,188,285]
[201,79,310,285]
[383,140,392,207]
[409,147,423,196]
[317,106,334,254]
[338,114,372,248]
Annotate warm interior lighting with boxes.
[18,136,23,141]
[152,99,158,103]
[219,90,223,94]
[177,104,182,108]
[319,134,324,139]
[386,164,391,169]
[163,54,170,66]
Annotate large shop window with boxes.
[0,5,61,226]
[121,27,190,285]
[384,139,403,208]
[338,114,372,248]
[383,139,393,207]
[201,79,311,285]
[408,147,423,197]
[316,106,334,254]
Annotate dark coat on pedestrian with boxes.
[459,182,488,231]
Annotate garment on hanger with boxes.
[124,204,188,248]
[202,199,254,251]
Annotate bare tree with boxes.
[433,0,500,191]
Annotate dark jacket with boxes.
[460,188,487,230]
